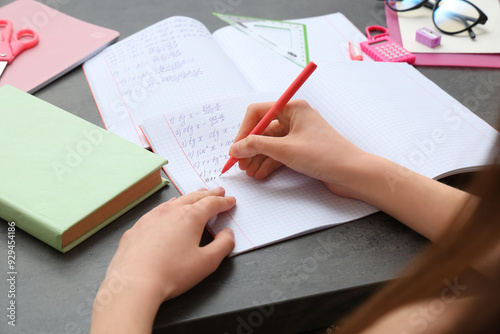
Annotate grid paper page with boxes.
[141,93,278,194]
[83,16,253,147]
[298,62,498,181]
[141,92,377,255]
[208,169,377,255]
[213,12,370,94]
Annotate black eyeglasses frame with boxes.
[384,0,488,39]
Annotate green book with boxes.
[0,85,168,252]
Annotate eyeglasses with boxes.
[385,0,488,39]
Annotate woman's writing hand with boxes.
[229,100,367,198]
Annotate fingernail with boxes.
[212,186,225,194]
[229,142,240,157]
[225,228,235,239]
[196,187,208,192]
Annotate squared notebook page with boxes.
[205,63,496,255]
[142,62,497,256]
[141,93,277,194]
[141,92,377,256]
[213,12,369,93]
[297,62,498,181]
[83,16,253,147]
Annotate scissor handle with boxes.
[10,28,39,58]
[0,20,13,61]
[365,25,389,40]
[0,19,12,41]
[0,19,39,63]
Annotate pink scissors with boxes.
[0,19,39,78]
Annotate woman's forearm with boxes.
[90,277,163,334]
[346,154,473,242]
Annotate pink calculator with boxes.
[360,25,416,64]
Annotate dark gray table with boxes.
[1,0,498,333]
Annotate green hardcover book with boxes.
[0,85,168,252]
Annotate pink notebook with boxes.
[385,4,500,68]
[0,0,119,93]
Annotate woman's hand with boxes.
[229,99,368,198]
[91,187,236,334]
[229,100,471,242]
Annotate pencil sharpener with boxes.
[416,27,441,48]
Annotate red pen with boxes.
[220,61,318,176]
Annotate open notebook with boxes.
[84,13,497,255]
[141,61,498,255]
[83,13,367,147]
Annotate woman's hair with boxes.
[334,135,500,334]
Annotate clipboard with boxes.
[385,4,500,68]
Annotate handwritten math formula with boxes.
[86,14,256,148]
[103,17,212,102]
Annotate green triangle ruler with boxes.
[213,12,310,68]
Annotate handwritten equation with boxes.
[165,103,241,183]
